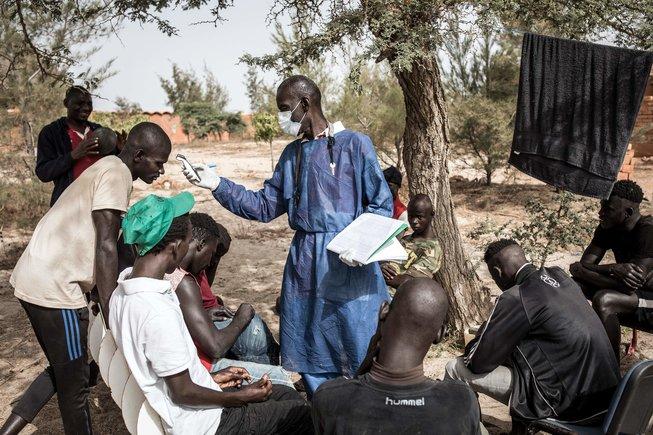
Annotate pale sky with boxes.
[89,2,284,113]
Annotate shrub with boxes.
[469,191,598,267]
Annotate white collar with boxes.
[71,126,90,140]
[515,262,532,277]
[118,267,172,296]
[317,121,345,138]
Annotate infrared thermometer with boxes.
[176,154,200,180]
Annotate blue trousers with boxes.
[300,372,340,398]
[211,358,294,389]
[213,314,280,365]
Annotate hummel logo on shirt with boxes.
[385,397,425,406]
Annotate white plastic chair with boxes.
[88,314,165,434]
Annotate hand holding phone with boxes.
[176,154,200,180]
[178,154,221,191]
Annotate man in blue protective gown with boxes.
[182,75,393,396]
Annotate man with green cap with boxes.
[110,193,312,435]
[4,122,172,435]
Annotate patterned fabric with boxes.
[389,235,442,279]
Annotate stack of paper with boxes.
[327,213,409,265]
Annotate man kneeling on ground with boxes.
[446,239,619,424]
[312,278,483,435]
[110,192,311,435]
[166,212,291,387]
[570,180,653,361]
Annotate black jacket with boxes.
[465,264,619,421]
[35,117,102,206]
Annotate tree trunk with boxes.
[395,57,491,333]
[394,136,403,172]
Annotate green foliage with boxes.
[159,64,229,113]
[91,96,147,133]
[331,62,405,169]
[244,23,338,116]
[253,112,280,144]
[252,112,281,171]
[469,191,598,267]
[222,112,246,135]
[245,65,277,114]
[0,0,114,153]
[91,112,149,133]
[176,102,245,139]
[177,102,224,139]
[450,95,513,185]
[445,29,520,184]
[159,63,243,140]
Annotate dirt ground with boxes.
[1,140,652,434]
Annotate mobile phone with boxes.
[176,154,200,180]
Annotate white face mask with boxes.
[278,101,306,137]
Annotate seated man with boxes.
[446,239,619,423]
[110,192,312,435]
[569,180,653,360]
[312,278,483,435]
[166,212,291,387]
[381,194,442,290]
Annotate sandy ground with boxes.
[1,140,652,434]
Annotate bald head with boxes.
[276,75,322,104]
[125,122,171,153]
[94,127,117,156]
[409,194,433,212]
[375,278,449,370]
[484,239,528,290]
[122,122,171,184]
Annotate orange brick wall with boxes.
[618,144,635,180]
[146,113,189,145]
[632,73,653,157]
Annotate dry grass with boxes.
[0,154,51,230]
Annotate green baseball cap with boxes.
[122,192,195,255]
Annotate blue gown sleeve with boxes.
[212,162,288,223]
[360,136,393,217]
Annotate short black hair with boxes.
[215,222,232,247]
[383,166,402,186]
[65,85,90,101]
[484,239,519,263]
[148,214,190,255]
[189,212,221,248]
[610,180,644,203]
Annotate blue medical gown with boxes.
[213,130,393,375]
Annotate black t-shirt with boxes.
[591,215,653,263]
[312,374,481,435]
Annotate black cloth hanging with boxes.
[510,33,653,198]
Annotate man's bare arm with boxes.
[92,209,122,324]
[176,276,254,360]
[572,243,650,292]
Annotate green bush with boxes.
[91,112,150,133]
[469,191,598,267]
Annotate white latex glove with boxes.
[182,163,221,191]
[339,249,363,267]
